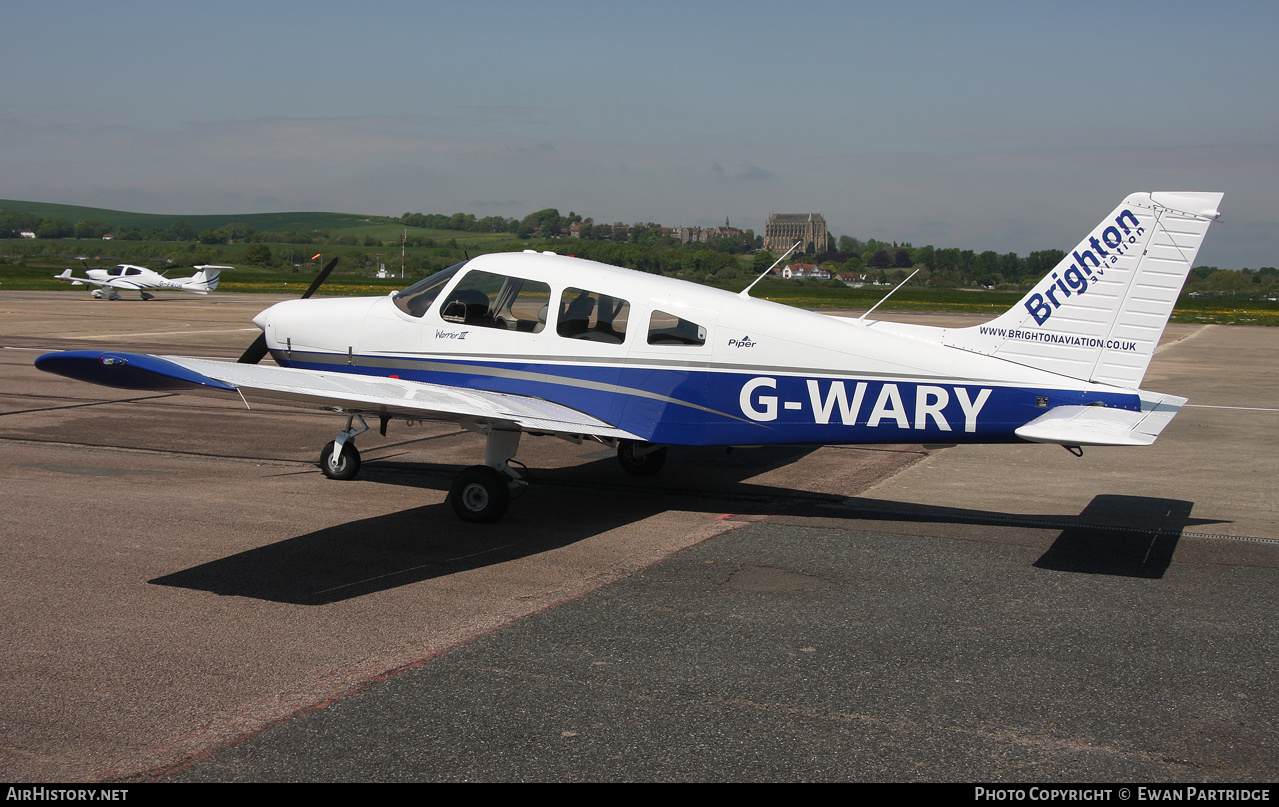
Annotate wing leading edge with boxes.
[35,350,641,440]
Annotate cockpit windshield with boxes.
[392,260,470,318]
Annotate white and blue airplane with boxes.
[36,192,1221,523]
[55,263,226,300]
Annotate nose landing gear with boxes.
[320,414,368,480]
[317,414,527,523]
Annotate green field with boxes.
[0,233,514,293]
[4,256,1275,325]
[0,259,413,296]
[736,279,1279,326]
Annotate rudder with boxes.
[185,267,221,292]
[943,192,1222,388]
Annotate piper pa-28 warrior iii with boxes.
[55,263,226,300]
[36,192,1222,523]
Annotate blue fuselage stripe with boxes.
[278,351,1139,446]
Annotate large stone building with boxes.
[763,212,829,255]
[667,219,746,245]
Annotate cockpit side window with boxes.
[556,288,629,344]
[392,260,468,318]
[647,310,706,346]
[438,269,551,333]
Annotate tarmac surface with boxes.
[0,290,1275,782]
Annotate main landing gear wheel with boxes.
[617,440,667,476]
[320,440,361,480]
[449,465,511,524]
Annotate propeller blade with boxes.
[301,256,339,299]
[237,333,270,365]
[237,257,338,364]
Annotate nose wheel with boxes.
[319,414,367,480]
[320,440,362,480]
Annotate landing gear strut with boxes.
[617,439,667,475]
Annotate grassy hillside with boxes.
[0,199,375,233]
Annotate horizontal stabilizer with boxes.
[1014,392,1187,446]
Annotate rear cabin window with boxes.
[647,310,706,346]
[556,288,630,344]
[437,269,551,333]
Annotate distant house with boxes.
[781,262,817,279]
[669,219,745,245]
[19,230,36,239]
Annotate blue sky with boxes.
[3,0,1276,268]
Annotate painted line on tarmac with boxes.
[1185,404,1279,412]
[64,328,261,340]
[819,501,1279,545]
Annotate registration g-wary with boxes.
[36,192,1222,523]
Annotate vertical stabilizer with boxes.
[183,267,222,293]
[942,192,1221,388]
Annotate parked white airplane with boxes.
[36,192,1221,523]
[55,263,226,300]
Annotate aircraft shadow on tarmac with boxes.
[826,493,1224,580]
[1033,495,1205,578]
[150,447,1226,603]
[149,445,826,605]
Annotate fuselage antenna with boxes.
[739,241,802,299]
[858,268,920,323]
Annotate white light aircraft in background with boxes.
[55,263,226,300]
[37,192,1222,523]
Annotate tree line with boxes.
[6,205,1270,292]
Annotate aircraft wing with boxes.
[1014,392,1187,447]
[34,350,643,441]
[54,271,111,288]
